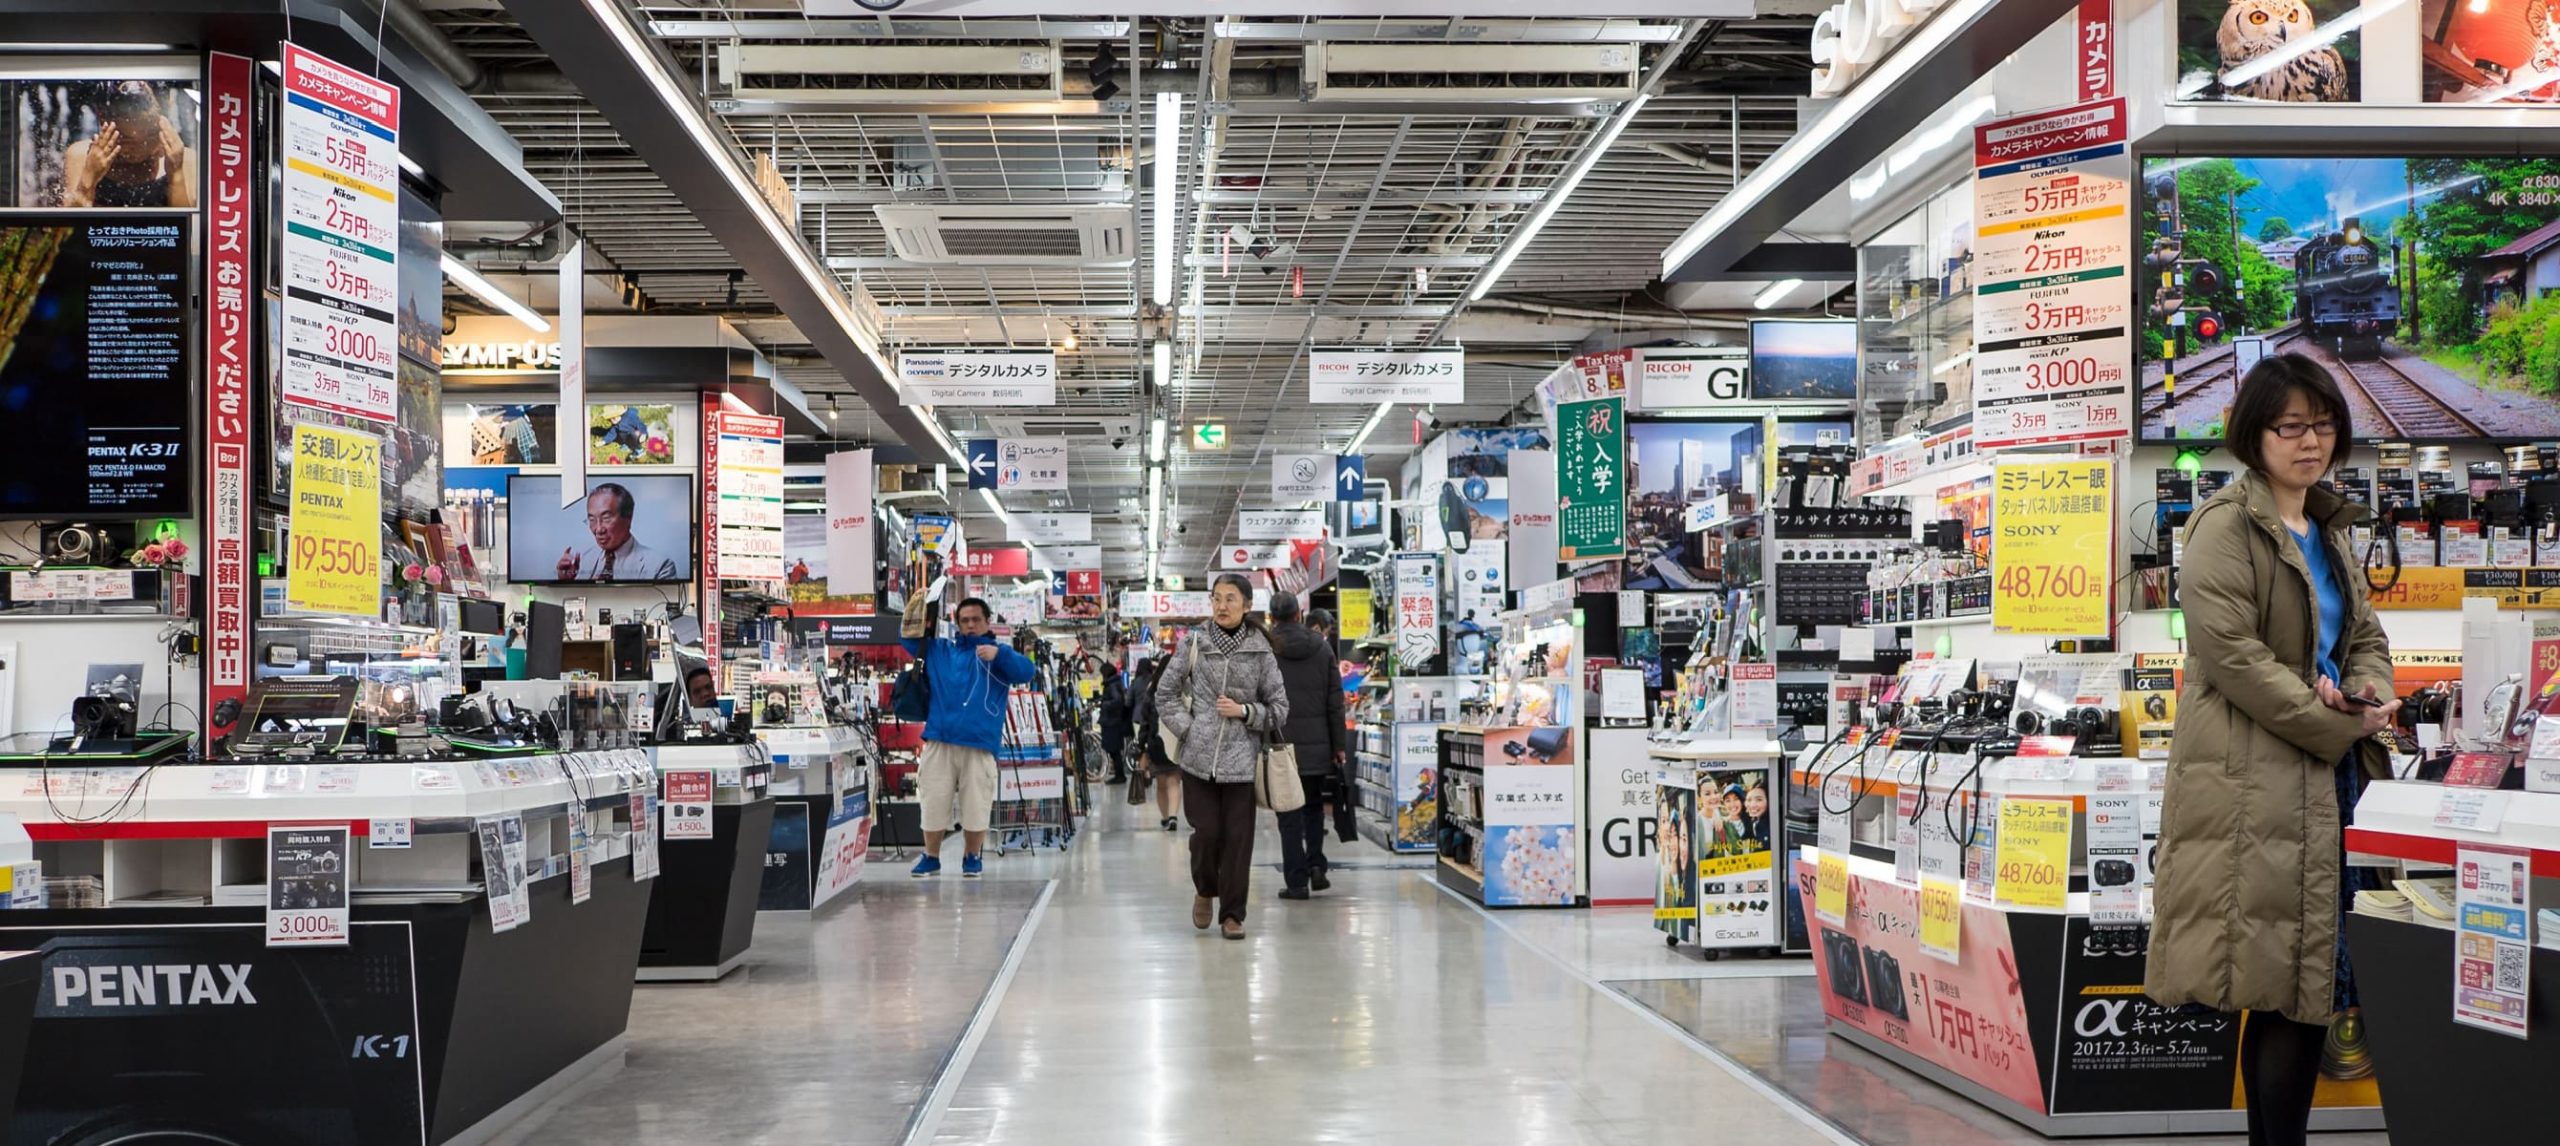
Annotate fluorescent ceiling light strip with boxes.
[1152,92,1181,308]
[1469,93,1649,303]
[2220,0,2406,88]
[1344,401,1392,455]
[1752,279,1803,310]
[441,255,550,333]
[1660,0,1998,277]
[1149,416,1167,464]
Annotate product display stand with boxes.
[2342,781,2560,1138]
[1647,738,1786,954]
[637,742,774,981]
[0,756,659,1144]
[753,724,873,911]
[1354,675,1460,854]
[1437,588,1585,908]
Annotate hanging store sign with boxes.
[714,411,786,583]
[1991,459,2114,637]
[1118,590,1214,618]
[1217,543,1290,570]
[286,424,383,617]
[1393,552,1442,669]
[965,438,1070,491]
[1971,98,2133,451]
[1038,543,1102,570]
[824,449,876,596]
[1066,570,1102,595]
[1309,347,1465,405]
[1636,346,1748,411]
[205,52,255,730]
[897,349,1056,406]
[1011,512,1092,544]
[1272,453,1337,502]
[2077,0,2115,103]
[1556,396,1626,562]
[1239,509,1326,541]
[558,241,587,507]
[278,44,401,423]
[948,547,1033,578]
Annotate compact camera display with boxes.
[1821,931,1869,1006]
[1863,947,1909,1021]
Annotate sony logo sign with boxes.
[50,963,257,1010]
[1810,0,1953,98]
[443,339,564,372]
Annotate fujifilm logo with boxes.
[49,963,257,1011]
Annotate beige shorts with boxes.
[919,740,998,833]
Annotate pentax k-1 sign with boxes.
[1971,98,2133,451]
[1309,347,1464,404]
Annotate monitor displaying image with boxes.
[2138,155,2560,443]
[0,218,191,518]
[507,474,695,585]
[1748,319,1858,401]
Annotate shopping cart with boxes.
[990,686,1075,853]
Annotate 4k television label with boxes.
[1556,396,1625,561]
[286,424,382,616]
[279,45,401,423]
[1972,98,2132,450]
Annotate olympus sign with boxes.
[1809,0,1952,97]
[443,339,564,372]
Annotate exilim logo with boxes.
[47,963,257,1012]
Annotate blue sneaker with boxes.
[962,853,984,878]
[911,855,942,878]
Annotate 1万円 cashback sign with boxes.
[1971,98,2133,450]
[1991,460,2113,637]
[1309,347,1464,404]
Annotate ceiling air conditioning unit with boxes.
[716,42,1063,103]
[1304,41,1639,102]
[874,204,1136,266]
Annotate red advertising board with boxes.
[1066,570,1101,595]
[203,53,255,734]
[700,397,722,676]
[948,547,1032,577]
[2077,0,2114,103]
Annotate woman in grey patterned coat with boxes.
[1154,573,1289,939]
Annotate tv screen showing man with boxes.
[505,474,694,584]
[557,482,680,582]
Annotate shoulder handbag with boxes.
[1255,732,1306,813]
[890,654,932,723]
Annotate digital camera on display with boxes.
[1821,931,1868,1006]
[1863,947,1909,1021]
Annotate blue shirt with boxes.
[900,633,1038,752]
[2289,524,2345,684]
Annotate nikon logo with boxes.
[49,963,257,1011]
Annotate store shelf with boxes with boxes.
[1437,582,1584,908]
[0,753,663,1145]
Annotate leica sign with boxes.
[1809,0,1953,97]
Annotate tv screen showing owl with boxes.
[2177,0,2362,102]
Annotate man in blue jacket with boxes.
[901,597,1037,876]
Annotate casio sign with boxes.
[49,962,257,1012]
[1810,0,1952,98]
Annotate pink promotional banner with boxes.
[824,449,876,596]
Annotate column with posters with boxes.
[277,45,401,423]
[203,53,255,734]
[1971,99,2133,450]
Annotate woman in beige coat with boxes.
[2145,355,2400,1146]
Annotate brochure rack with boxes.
[0,755,660,1145]
[638,742,774,981]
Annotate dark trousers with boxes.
[1184,773,1258,923]
[1279,773,1332,890]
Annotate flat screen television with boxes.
[0,217,192,518]
[506,473,695,585]
[1747,318,1858,401]
[2138,154,2560,444]
[1623,418,1854,590]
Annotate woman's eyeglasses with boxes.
[2270,420,2338,440]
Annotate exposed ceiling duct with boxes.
[874,204,1137,267]
[1303,42,1641,102]
[716,42,1066,103]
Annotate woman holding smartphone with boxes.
[2146,354,2400,1146]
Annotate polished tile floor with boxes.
[519,798,2381,1145]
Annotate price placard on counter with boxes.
[267,824,351,947]
[1919,879,1963,963]
[1993,796,2073,910]
[1991,459,2114,637]
[1815,851,1850,926]
[285,423,383,616]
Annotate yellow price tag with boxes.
[1991,460,2113,637]
[285,423,384,617]
[1699,851,1771,880]
[1919,879,1963,963]
[1815,851,1849,926]
[1994,797,2074,910]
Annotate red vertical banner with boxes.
[700,398,723,678]
[204,52,256,735]
[2077,0,2114,102]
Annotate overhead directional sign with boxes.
[1310,346,1465,404]
[1011,512,1093,544]
[1335,454,1367,502]
[1218,543,1290,570]
[1239,508,1326,541]
[1272,453,1334,502]
[1192,423,1228,451]
[897,349,1056,407]
[965,438,1069,491]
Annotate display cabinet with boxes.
[1857,178,1978,446]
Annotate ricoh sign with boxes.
[1810,0,1956,98]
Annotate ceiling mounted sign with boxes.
[1217,543,1290,570]
[1011,512,1093,544]
[1636,346,1749,411]
[1036,543,1102,569]
[1309,347,1465,404]
[1192,423,1228,451]
[896,348,1057,406]
[950,547,1033,578]
[965,438,1070,491]
[1238,508,1326,541]
[1271,453,1335,502]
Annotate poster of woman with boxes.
[11,79,199,208]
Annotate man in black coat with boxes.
[1268,593,1347,898]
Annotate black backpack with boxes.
[890,656,933,723]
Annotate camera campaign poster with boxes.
[1693,764,1779,948]
[267,824,350,947]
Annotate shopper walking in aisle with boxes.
[2146,354,2400,1146]
[1154,574,1289,939]
[1098,653,1133,783]
[1130,657,1182,830]
[901,597,1039,878]
[1307,609,1359,844]
[1268,593,1346,899]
